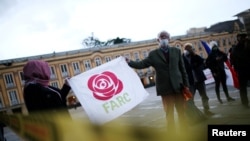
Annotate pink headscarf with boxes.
[23,60,51,86]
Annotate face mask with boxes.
[160,39,169,47]
[212,47,218,51]
[184,50,189,55]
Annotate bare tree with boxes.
[82,33,131,48]
[82,35,105,48]
[104,37,131,46]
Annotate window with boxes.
[51,81,59,88]
[124,53,130,59]
[50,66,57,79]
[84,60,92,71]
[224,48,227,53]
[232,37,237,45]
[95,57,102,66]
[198,46,203,51]
[19,71,25,85]
[60,64,69,77]
[72,62,80,75]
[115,55,120,58]
[134,52,140,61]
[193,42,197,46]
[222,38,226,46]
[176,44,181,49]
[8,90,19,105]
[142,51,148,59]
[146,68,152,75]
[199,42,202,48]
[217,40,220,47]
[105,56,112,62]
[4,73,15,88]
[228,38,231,45]
[137,70,144,77]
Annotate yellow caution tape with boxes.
[0,111,201,141]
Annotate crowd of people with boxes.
[127,30,249,136]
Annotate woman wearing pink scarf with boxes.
[23,60,71,115]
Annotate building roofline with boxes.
[234,8,250,17]
[0,31,231,65]
[0,39,156,65]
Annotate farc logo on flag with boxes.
[68,56,149,124]
[88,71,123,101]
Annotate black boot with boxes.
[227,96,235,102]
[218,99,223,104]
[216,92,223,104]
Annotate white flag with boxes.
[68,56,149,124]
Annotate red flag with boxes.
[225,60,239,89]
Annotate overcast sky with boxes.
[0,0,249,61]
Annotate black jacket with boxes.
[205,49,228,74]
[183,54,207,85]
[231,42,250,71]
[23,83,71,114]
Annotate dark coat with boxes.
[23,83,71,114]
[128,47,189,95]
[231,42,250,72]
[183,54,207,85]
[205,49,228,74]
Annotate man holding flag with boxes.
[127,30,189,136]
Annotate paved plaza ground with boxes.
[3,84,250,141]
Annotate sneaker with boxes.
[227,97,235,102]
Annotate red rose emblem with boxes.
[88,71,123,100]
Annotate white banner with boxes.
[204,68,215,84]
[68,56,149,124]
[204,67,234,86]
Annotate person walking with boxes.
[205,41,235,104]
[182,43,214,116]
[230,33,250,108]
[23,60,72,116]
[126,30,189,136]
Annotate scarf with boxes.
[160,46,169,53]
[23,60,51,86]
